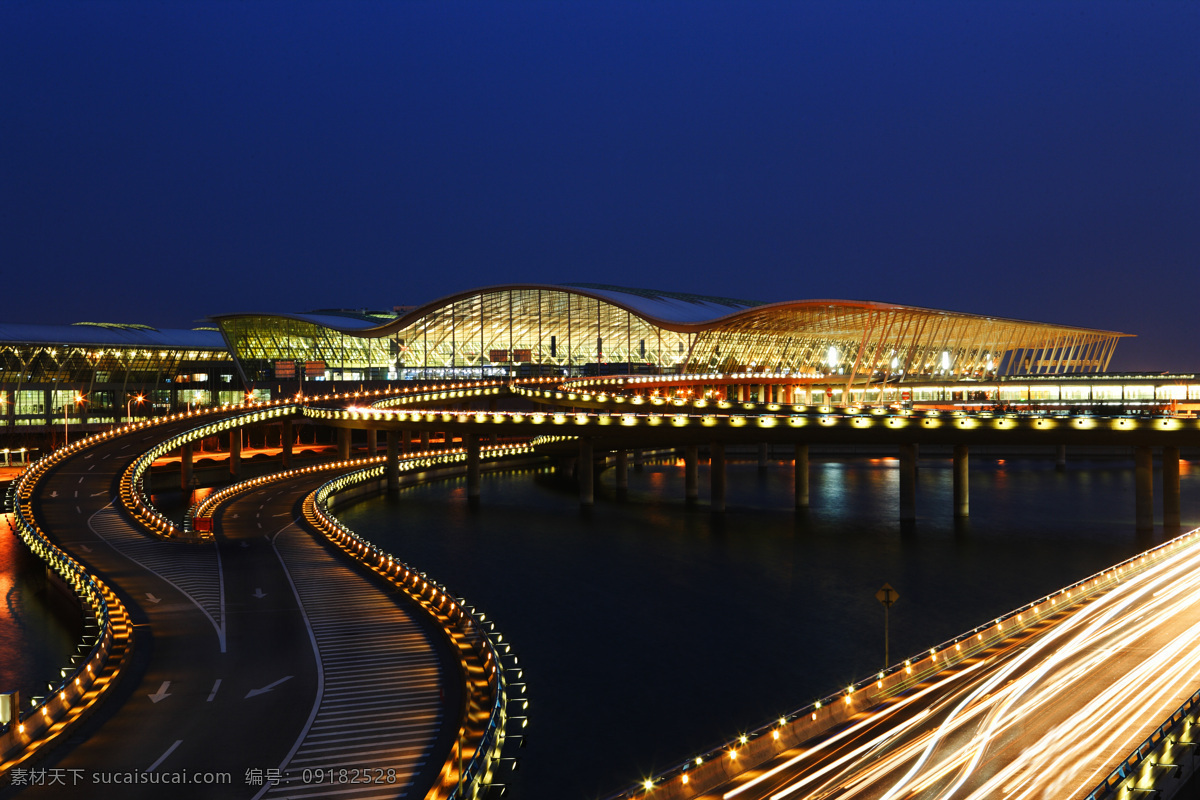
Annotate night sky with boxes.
[2,1,1197,370]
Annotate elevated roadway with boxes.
[2,411,458,799]
[664,530,1200,800]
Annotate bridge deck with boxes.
[8,420,454,799]
[217,474,454,800]
[690,533,1200,800]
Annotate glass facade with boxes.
[219,288,692,383]
[0,327,233,434]
[217,285,1129,386]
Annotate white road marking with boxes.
[246,675,294,699]
[147,739,182,771]
[207,678,222,702]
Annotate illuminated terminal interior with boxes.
[4,283,1200,446]
[214,284,1129,384]
[0,321,242,438]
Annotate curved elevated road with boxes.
[6,420,456,799]
[696,535,1200,800]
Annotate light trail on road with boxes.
[710,531,1200,800]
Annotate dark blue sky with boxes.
[3,1,1197,369]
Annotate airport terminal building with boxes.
[213,283,1128,385]
[5,283,1200,452]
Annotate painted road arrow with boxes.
[80,544,93,553]
[252,588,266,599]
[145,593,161,604]
[245,676,293,699]
[148,681,171,703]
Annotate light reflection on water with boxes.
[338,455,1197,799]
[0,521,81,706]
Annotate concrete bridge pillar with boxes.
[616,450,629,492]
[366,428,378,457]
[1055,444,1067,472]
[281,419,294,469]
[633,449,644,472]
[579,438,594,507]
[338,428,351,461]
[684,446,699,503]
[180,441,194,493]
[399,429,408,454]
[711,442,726,513]
[953,444,969,517]
[229,429,241,478]
[1135,445,1154,531]
[385,430,399,494]
[758,443,769,472]
[1163,446,1181,529]
[899,443,917,523]
[795,443,809,508]
[420,431,430,451]
[466,433,481,503]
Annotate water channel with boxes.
[338,452,1199,799]
[2,453,1196,799]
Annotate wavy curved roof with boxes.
[213,283,1128,338]
[0,321,227,349]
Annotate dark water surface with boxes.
[338,455,1200,800]
[0,520,81,708]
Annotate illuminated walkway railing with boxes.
[604,527,1200,800]
[370,380,506,409]
[1085,682,1200,798]
[0,434,135,777]
[120,404,305,539]
[182,442,535,800]
[306,444,533,800]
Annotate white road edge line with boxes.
[86,503,227,653]
[147,739,183,772]
[251,521,325,800]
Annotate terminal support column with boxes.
[466,433,480,502]
[953,444,969,517]
[899,443,916,523]
[338,428,351,461]
[633,449,644,472]
[180,441,193,492]
[795,443,809,508]
[229,429,241,479]
[579,438,594,507]
[366,428,378,457]
[684,446,699,503]
[1135,445,1154,531]
[281,419,293,469]
[710,442,726,513]
[615,451,628,492]
[1163,446,1181,529]
[385,430,399,494]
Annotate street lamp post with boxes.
[126,394,145,426]
[61,394,83,448]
